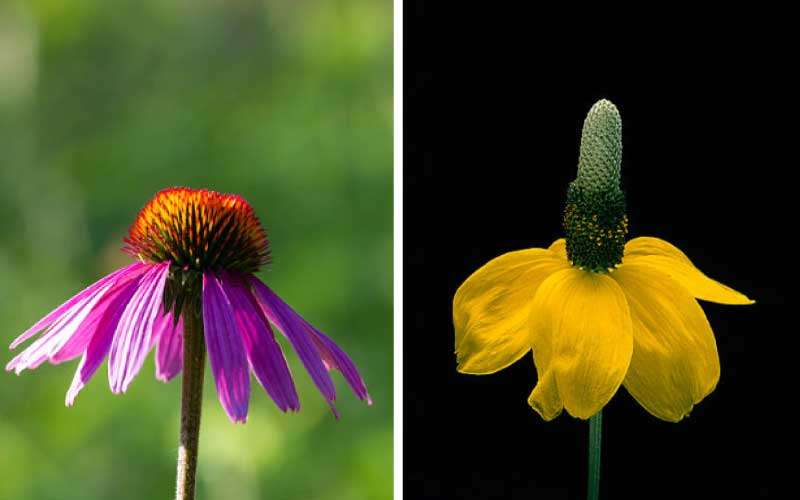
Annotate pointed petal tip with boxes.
[65,380,83,407]
[365,395,373,406]
[325,398,340,419]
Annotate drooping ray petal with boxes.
[623,237,753,305]
[612,261,720,422]
[249,277,338,413]
[527,370,562,421]
[108,263,170,393]
[66,277,141,406]
[7,280,116,374]
[51,264,151,364]
[155,311,183,382]
[453,248,568,374]
[303,321,371,404]
[529,267,633,419]
[9,262,146,350]
[203,272,250,422]
[223,274,299,412]
[527,300,563,420]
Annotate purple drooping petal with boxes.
[7,280,115,374]
[66,277,141,406]
[248,277,338,415]
[108,262,170,393]
[304,322,371,405]
[9,262,146,350]
[223,273,299,412]
[203,272,250,423]
[50,264,151,364]
[155,311,183,382]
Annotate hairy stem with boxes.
[176,309,205,500]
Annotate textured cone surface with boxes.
[574,99,622,193]
[565,100,628,271]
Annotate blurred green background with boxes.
[0,1,392,499]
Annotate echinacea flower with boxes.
[453,100,752,422]
[8,187,370,422]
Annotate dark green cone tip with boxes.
[564,99,628,272]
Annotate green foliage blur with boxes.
[0,1,392,499]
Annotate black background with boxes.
[405,6,793,500]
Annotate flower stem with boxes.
[587,410,603,500]
[176,309,205,500]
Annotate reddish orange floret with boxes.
[124,187,270,273]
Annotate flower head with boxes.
[8,187,370,422]
[453,100,752,422]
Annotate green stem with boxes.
[587,410,603,500]
[175,310,206,500]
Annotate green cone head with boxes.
[564,99,628,272]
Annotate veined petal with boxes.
[527,274,564,421]
[224,274,299,412]
[9,262,146,350]
[8,264,149,372]
[453,248,568,374]
[203,272,250,423]
[154,311,183,382]
[51,264,151,364]
[623,237,753,305]
[612,261,720,422]
[7,280,114,374]
[108,263,170,393]
[529,267,633,419]
[303,321,371,404]
[66,277,141,406]
[249,277,339,415]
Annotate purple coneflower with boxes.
[8,188,370,498]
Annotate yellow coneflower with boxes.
[453,99,753,424]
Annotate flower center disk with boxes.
[125,187,270,274]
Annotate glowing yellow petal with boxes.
[624,237,753,305]
[529,268,632,419]
[453,248,567,374]
[527,367,563,421]
[612,261,720,422]
[548,238,567,261]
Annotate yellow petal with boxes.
[548,238,567,261]
[529,268,632,419]
[611,261,720,422]
[527,365,563,421]
[453,248,567,374]
[624,237,753,305]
